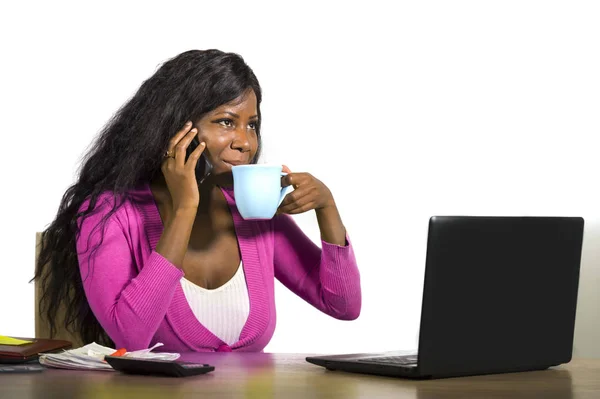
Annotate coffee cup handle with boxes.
[278,172,292,206]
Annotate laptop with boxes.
[306,216,584,379]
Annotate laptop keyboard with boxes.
[358,355,418,366]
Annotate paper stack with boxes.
[39,342,180,371]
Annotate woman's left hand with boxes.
[277,165,335,215]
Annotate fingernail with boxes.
[191,128,197,133]
[200,142,206,146]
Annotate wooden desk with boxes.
[1,354,599,398]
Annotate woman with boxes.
[34,49,361,352]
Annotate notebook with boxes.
[0,337,72,363]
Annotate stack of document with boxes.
[39,342,180,371]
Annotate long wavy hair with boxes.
[32,49,263,345]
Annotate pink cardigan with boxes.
[75,184,361,352]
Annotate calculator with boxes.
[105,356,215,378]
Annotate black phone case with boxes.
[186,136,201,160]
[0,364,44,373]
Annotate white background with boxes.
[0,1,598,356]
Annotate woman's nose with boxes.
[231,127,251,151]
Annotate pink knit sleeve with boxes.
[76,198,184,350]
[272,214,361,320]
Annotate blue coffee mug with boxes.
[231,165,293,220]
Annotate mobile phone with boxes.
[0,364,44,373]
[187,135,212,182]
[105,356,215,378]
[186,136,201,161]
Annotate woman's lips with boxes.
[223,160,247,166]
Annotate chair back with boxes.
[35,232,84,347]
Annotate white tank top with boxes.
[180,262,250,346]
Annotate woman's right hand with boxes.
[161,121,206,211]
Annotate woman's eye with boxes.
[249,121,258,130]
[218,119,233,127]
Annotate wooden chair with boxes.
[34,232,84,347]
